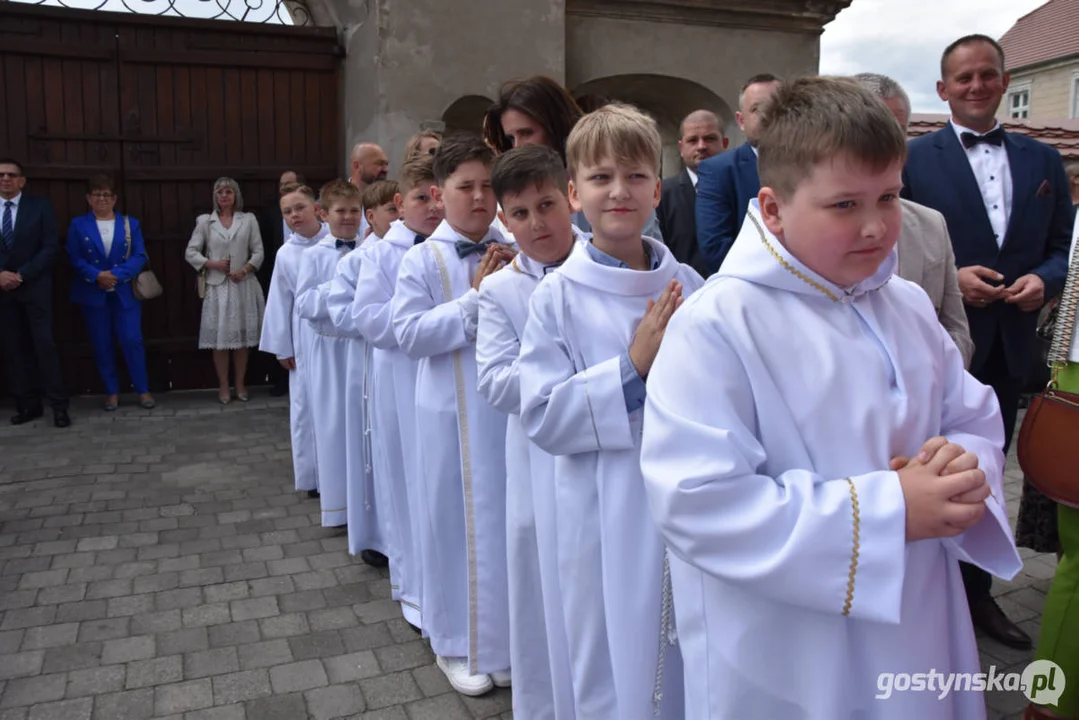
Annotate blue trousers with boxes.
[81,292,149,395]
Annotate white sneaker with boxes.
[436,656,493,696]
[491,669,512,688]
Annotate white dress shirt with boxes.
[97,217,116,257]
[950,119,1012,247]
[686,167,698,189]
[2,192,22,231]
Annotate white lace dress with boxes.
[186,212,266,350]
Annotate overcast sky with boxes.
[819,0,1046,113]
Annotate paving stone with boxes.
[459,688,514,717]
[78,618,132,644]
[112,562,158,580]
[86,578,133,600]
[358,672,423,710]
[18,569,68,590]
[26,697,93,720]
[156,628,209,656]
[354,707,409,720]
[130,610,183,635]
[185,705,245,720]
[240,546,283,563]
[288,631,345,661]
[158,557,200,574]
[36,583,87,606]
[179,568,225,588]
[277,591,326,614]
[208,622,261,649]
[237,640,293,671]
[182,603,232,628]
[154,587,203,611]
[108,594,155,618]
[124,656,182,689]
[322,651,381,684]
[211,670,272,705]
[1,607,56,631]
[404,695,472,720]
[268,660,327,694]
[77,536,119,552]
[322,583,371,608]
[65,665,127,698]
[57,600,106,624]
[0,673,66,708]
[305,684,364,720]
[292,570,338,591]
[258,613,309,640]
[223,564,267,583]
[281,541,322,558]
[183,648,239,680]
[229,597,278,622]
[373,641,431,673]
[0,591,36,612]
[154,679,213,714]
[91,687,155,720]
[41,642,103,673]
[67,567,112,584]
[203,582,249,604]
[0,630,25,656]
[20,623,78,651]
[411,664,452,698]
[244,693,306,720]
[102,635,155,665]
[307,607,358,632]
[339,624,395,652]
[353,600,403,625]
[133,574,179,595]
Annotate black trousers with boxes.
[0,290,68,413]
[961,332,1022,600]
[266,352,289,391]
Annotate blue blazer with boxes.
[695,142,760,273]
[66,212,147,309]
[901,126,1072,379]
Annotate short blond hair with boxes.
[566,103,662,179]
[757,76,908,199]
[319,179,362,210]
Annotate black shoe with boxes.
[10,408,43,425]
[360,550,388,567]
[307,489,320,499]
[970,596,1032,649]
[53,410,71,429]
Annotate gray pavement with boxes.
[0,391,1058,719]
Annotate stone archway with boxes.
[571,74,735,178]
[442,95,495,135]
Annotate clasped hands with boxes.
[0,270,22,291]
[470,244,517,290]
[890,437,991,542]
[205,258,248,283]
[958,266,1043,312]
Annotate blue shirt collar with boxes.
[584,239,659,270]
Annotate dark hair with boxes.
[362,180,399,211]
[483,77,583,164]
[0,158,25,176]
[86,174,116,195]
[756,76,907,199]
[432,132,494,185]
[280,171,306,191]
[741,73,783,94]
[491,146,568,203]
[279,182,317,202]
[941,34,1006,79]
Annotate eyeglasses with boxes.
[89,192,115,199]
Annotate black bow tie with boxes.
[335,239,356,251]
[414,234,427,245]
[960,127,1005,150]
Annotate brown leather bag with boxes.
[1016,239,1079,509]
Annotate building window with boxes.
[1008,88,1030,119]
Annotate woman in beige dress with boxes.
[185,177,265,403]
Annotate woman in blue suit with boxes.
[66,174,155,411]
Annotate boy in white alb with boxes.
[478,145,582,720]
[294,180,369,534]
[325,180,399,565]
[258,183,328,496]
[639,77,1023,720]
[353,156,443,632]
[392,134,514,696]
[518,104,702,720]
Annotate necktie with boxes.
[455,238,497,258]
[960,127,1005,150]
[413,233,427,245]
[1,201,13,251]
[335,239,356,251]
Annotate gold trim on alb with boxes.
[842,477,860,616]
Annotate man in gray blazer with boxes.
[855,73,974,368]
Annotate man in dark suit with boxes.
[0,159,70,427]
[903,34,1072,650]
[256,170,302,396]
[695,74,782,273]
[657,110,725,276]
